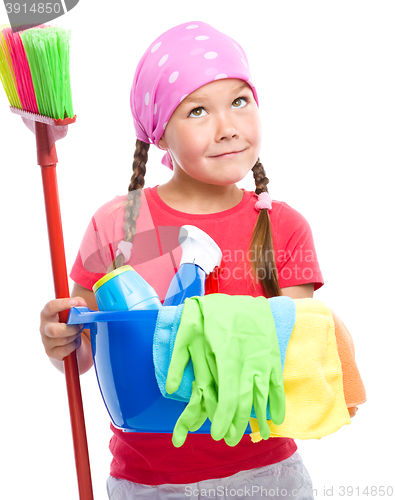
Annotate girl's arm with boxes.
[280,283,314,299]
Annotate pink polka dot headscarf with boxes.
[130,21,259,169]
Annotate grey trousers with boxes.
[106,450,314,499]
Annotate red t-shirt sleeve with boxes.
[69,192,178,299]
[272,202,324,291]
[69,197,127,290]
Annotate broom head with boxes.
[0,24,74,120]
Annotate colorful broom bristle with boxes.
[0,25,22,109]
[2,26,39,113]
[0,24,74,120]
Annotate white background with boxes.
[0,1,394,499]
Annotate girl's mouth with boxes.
[209,149,246,159]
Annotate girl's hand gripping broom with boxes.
[0,25,93,500]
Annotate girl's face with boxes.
[159,78,262,186]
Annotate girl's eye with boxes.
[232,97,248,109]
[189,107,207,118]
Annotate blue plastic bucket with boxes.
[67,307,214,433]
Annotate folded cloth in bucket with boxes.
[331,310,366,412]
[152,296,296,420]
[153,304,186,402]
[250,299,354,441]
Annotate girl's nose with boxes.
[215,113,239,142]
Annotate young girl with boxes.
[40,21,323,499]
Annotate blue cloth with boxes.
[152,304,187,402]
[152,296,296,419]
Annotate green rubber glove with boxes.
[166,298,218,447]
[198,294,285,445]
[166,294,285,447]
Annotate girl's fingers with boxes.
[41,297,87,321]
[45,330,82,347]
[42,321,84,340]
[41,325,84,360]
[40,297,87,361]
[50,335,82,361]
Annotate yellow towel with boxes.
[250,298,351,441]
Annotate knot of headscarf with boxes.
[130,21,259,169]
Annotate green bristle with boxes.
[20,27,74,119]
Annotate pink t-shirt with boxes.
[70,186,324,485]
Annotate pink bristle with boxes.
[14,33,39,113]
[3,27,38,114]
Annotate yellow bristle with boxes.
[0,25,22,109]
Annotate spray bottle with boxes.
[163,225,222,306]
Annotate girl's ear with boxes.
[158,135,168,150]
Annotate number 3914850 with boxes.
[5,3,62,14]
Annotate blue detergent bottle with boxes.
[93,265,162,311]
[163,225,222,306]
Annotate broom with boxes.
[0,24,93,500]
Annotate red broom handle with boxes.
[36,122,94,500]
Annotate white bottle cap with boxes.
[178,225,222,274]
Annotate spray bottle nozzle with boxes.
[178,225,222,274]
[163,226,223,306]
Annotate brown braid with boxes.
[249,159,282,297]
[107,139,149,272]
